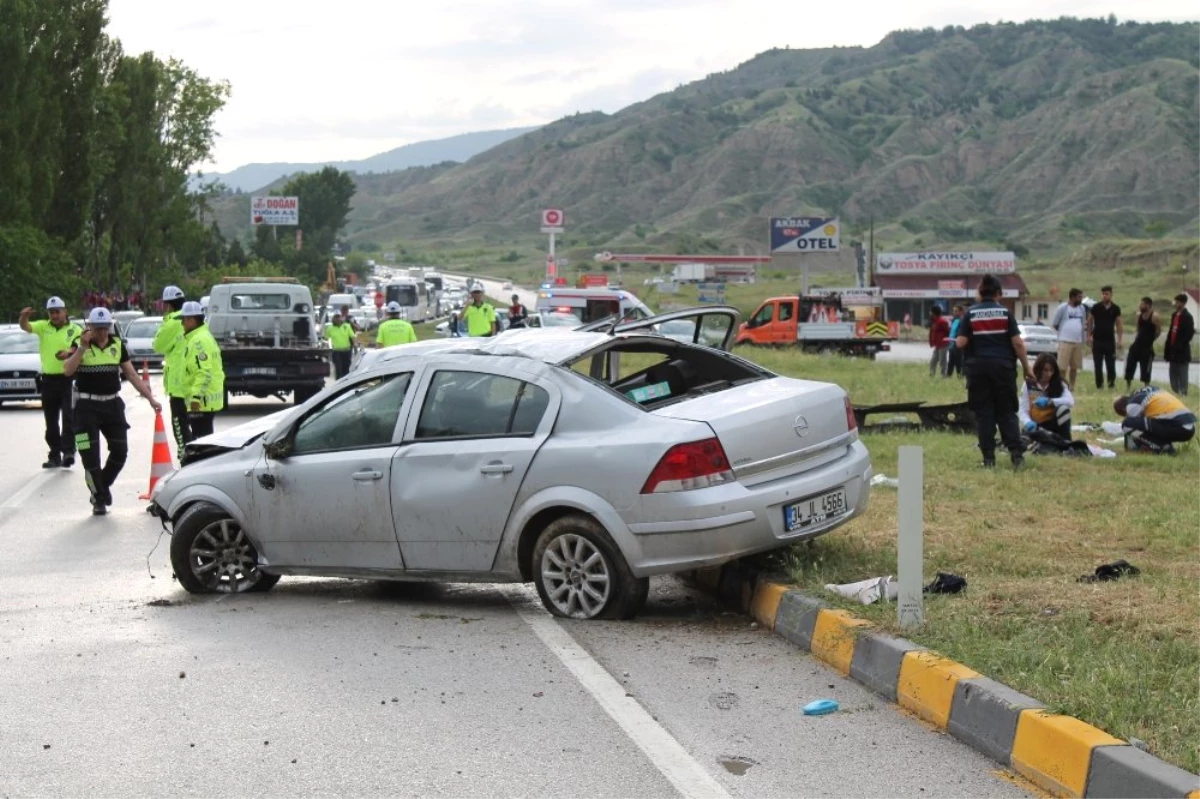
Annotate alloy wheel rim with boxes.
[541,533,611,619]
[189,519,260,593]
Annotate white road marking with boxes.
[0,470,60,512]
[506,587,731,799]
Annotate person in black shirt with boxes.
[956,274,1034,469]
[1163,293,1194,396]
[63,307,161,515]
[1125,297,1161,391]
[1086,286,1123,390]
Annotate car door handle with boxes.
[479,462,514,475]
[352,469,383,481]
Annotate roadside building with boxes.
[1019,295,1057,324]
[872,252,1029,323]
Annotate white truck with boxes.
[672,263,713,283]
[205,278,331,405]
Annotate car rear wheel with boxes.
[532,514,647,620]
[170,503,280,594]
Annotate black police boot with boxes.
[1010,451,1026,471]
[61,453,75,468]
[979,454,996,468]
[43,453,61,469]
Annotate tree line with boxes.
[0,0,359,321]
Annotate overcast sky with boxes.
[106,0,1197,173]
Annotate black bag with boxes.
[1024,428,1092,457]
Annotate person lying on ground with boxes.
[1019,353,1075,439]
[1113,386,1196,455]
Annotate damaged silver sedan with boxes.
[150,307,873,620]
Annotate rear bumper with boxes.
[617,440,873,577]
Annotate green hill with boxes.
[213,18,1199,266]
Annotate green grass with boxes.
[741,346,1200,773]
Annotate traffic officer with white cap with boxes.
[152,285,190,449]
[375,301,417,348]
[63,307,161,515]
[19,297,83,468]
[179,301,224,438]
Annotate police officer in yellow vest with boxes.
[19,297,83,468]
[152,285,190,449]
[179,301,224,438]
[63,307,161,515]
[325,311,356,378]
[462,287,497,337]
[375,301,418,348]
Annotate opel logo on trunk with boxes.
[793,415,810,438]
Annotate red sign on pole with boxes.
[541,209,565,232]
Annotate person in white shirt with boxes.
[1049,288,1087,391]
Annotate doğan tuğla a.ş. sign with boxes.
[250,195,300,226]
[770,217,840,253]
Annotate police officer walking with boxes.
[325,312,356,378]
[19,297,83,468]
[152,285,190,449]
[179,302,224,438]
[62,308,161,515]
[375,302,417,348]
[955,274,1034,470]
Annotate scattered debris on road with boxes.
[802,699,840,716]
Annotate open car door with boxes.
[598,305,741,351]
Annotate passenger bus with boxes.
[384,278,434,323]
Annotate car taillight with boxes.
[845,396,857,432]
[641,438,735,494]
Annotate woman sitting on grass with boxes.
[1019,353,1075,439]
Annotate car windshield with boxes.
[387,285,418,306]
[230,293,291,310]
[0,333,38,354]
[125,319,162,338]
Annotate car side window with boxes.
[415,371,549,439]
[292,373,412,454]
[751,304,773,326]
[779,303,794,322]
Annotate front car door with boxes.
[248,370,417,572]
[391,359,559,572]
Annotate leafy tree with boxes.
[226,238,247,267]
[253,166,356,283]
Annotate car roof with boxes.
[359,329,638,373]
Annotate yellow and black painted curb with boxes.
[689,563,1199,799]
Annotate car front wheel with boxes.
[532,514,647,620]
[170,503,280,594]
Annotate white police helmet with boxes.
[46,296,66,310]
[385,301,402,314]
[87,307,114,327]
[162,285,185,301]
[180,301,205,318]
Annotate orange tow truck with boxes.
[735,288,899,358]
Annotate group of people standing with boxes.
[955,275,1195,467]
[21,285,225,515]
[324,301,420,380]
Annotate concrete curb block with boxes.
[686,564,1199,798]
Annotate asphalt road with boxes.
[0,377,1029,797]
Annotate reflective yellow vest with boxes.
[30,319,82,375]
[182,325,225,412]
[153,310,187,397]
[376,318,417,347]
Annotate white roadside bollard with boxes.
[897,445,924,629]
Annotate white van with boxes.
[385,278,433,323]
[534,287,653,324]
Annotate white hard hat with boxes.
[162,285,185,301]
[200,296,210,310]
[385,301,402,313]
[46,296,66,310]
[87,307,114,326]
[180,301,205,317]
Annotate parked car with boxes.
[1018,323,1058,356]
[0,331,41,405]
[150,307,872,620]
[123,316,165,370]
[113,310,145,337]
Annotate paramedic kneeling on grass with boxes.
[956,274,1034,469]
[1019,353,1074,438]
[1114,386,1196,455]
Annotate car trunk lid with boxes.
[650,377,855,486]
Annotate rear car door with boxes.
[248,370,418,571]
[391,359,559,572]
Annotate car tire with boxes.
[532,514,646,620]
[170,502,280,595]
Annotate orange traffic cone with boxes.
[142,359,150,383]
[139,411,174,500]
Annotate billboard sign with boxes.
[876,252,1016,274]
[770,217,840,253]
[540,208,565,234]
[250,196,299,226]
[808,287,883,306]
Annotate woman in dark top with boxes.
[1124,297,1161,390]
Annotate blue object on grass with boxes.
[802,699,840,716]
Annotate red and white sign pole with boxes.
[541,209,564,282]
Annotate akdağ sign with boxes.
[770,217,840,253]
[251,196,299,226]
[876,252,1016,274]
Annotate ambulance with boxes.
[534,287,653,324]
